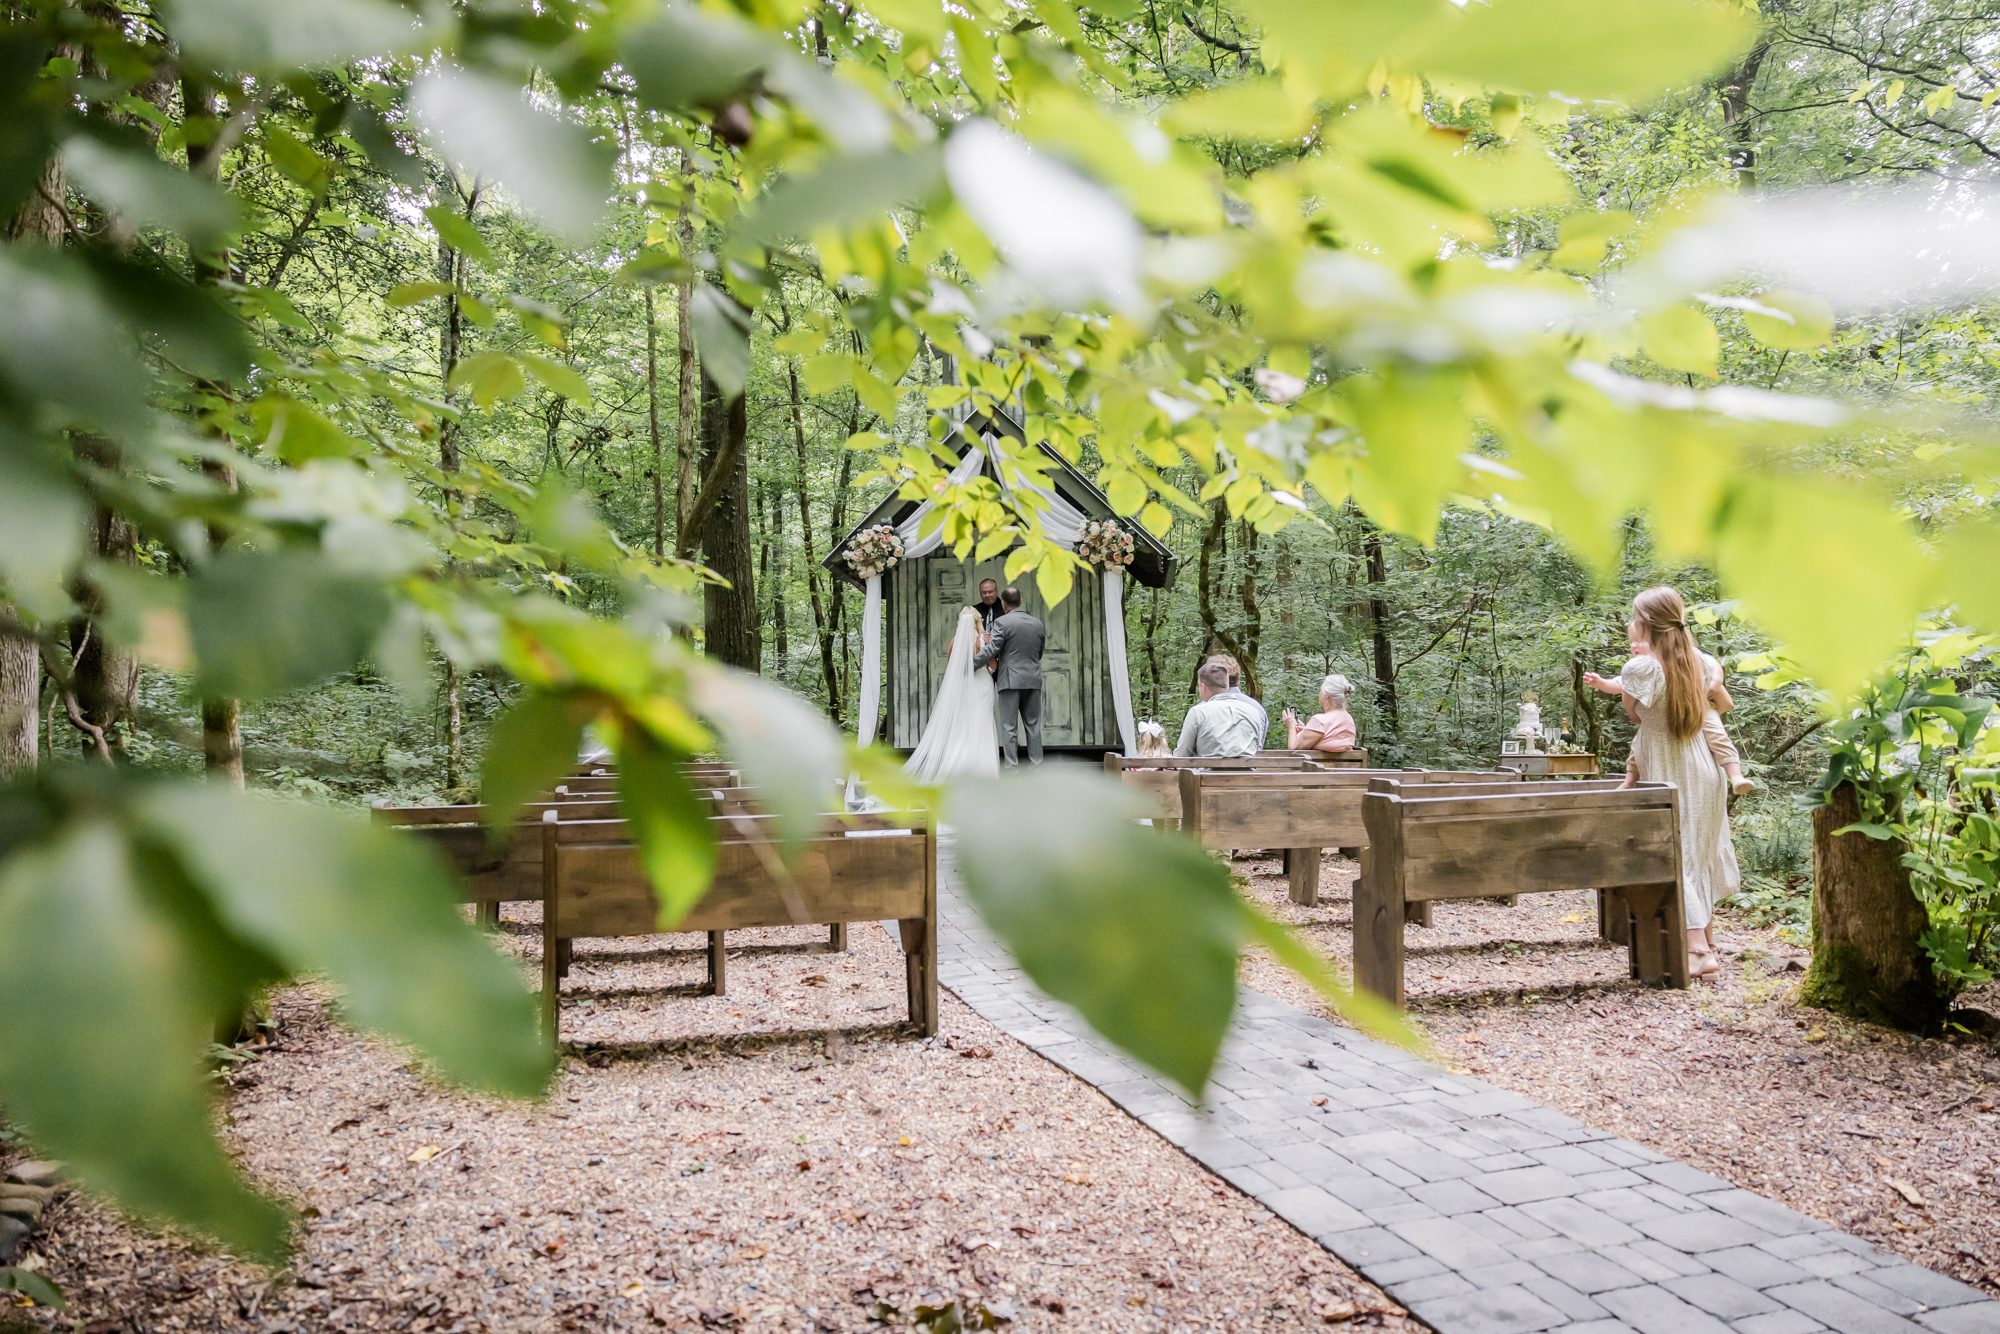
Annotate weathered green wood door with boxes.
[926,558,1083,747]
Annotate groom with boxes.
[974,586,1045,766]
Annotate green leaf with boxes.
[1638,304,1719,379]
[1104,469,1146,516]
[139,786,555,1099]
[261,126,332,194]
[518,352,592,404]
[448,349,527,408]
[621,6,775,110]
[0,1265,65,1309]
[63,133,238,245]
[167,0,429,72]
[0,821,292,1258]
[734,145,944,247]
[803,352,854,395]
[949,770,1242,1098]
[1237,907,1423,1050]
[187,549,391,701]
[1405,0,1755,104]
[387,280,455,307]
[0,250,147,432]
[691,282,753,401]
[412,67,613,244]
[867,0,946,41]
[612,731,719,930]
[1347,367,1470,545]
[1161,78,1315,142]
[689,665,846,850]
[1715,476,1933,702]
[1740,290,1834,352]
[424,203,491,261]
[479,691,590,831]
[0,424,86,617]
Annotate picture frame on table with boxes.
[1500,738,1523,756]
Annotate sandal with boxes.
[1688,949,1721,980]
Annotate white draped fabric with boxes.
[849,432,1141,764]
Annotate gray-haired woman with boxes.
[1282,674,1359,753]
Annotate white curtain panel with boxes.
[1102,567,1138,756]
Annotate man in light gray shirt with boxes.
[1205,652,1268,743]
[1175,662,1265,758]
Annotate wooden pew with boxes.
[557,765,740,797]
[1354,778,1687,1006]
[1260,747,1370,768]
[373,797,621,929]
[539,809,937,1040]
[1176,768,1514,906]
[1102,753,1323,826]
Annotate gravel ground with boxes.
[1233,851,2000,1297]
[9,915,1414,1333]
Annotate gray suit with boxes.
[973,608,1046,765]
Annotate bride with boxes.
[905,605,999,782]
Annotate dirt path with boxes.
[11,918,1414,1333]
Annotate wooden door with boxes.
[927,558,1082,747]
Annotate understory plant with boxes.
[1809,629,2000,999]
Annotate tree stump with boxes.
[1801,782,1945,1031]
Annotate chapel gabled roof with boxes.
[823,404,1178,590]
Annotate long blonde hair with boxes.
[1633,586,1704,742]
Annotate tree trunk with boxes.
[68,489,139,756]
[1235,520,1262,698]
[1363,522,1400,749]
[646,284,665,561]
[785,356,842,717]
[1802,783,1946,1030]
[674,152,700,539]
[183,77,247,789]
[1194,500,1254,690]
[695,362,759,669]
[766,481,788,666]
[1718,42,1770,190]
[433,177,478,786]
[0,144,67,774]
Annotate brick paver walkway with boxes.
[934,865,2000,1334]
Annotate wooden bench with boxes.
[1176,768,1515,906]
[373,797,622,927]
[1260,747,1370,768]
[539,809,937,1040]
[556,765,741,798]
[1103,753,1323,826]
[1354,778,1687,1005]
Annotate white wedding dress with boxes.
[904,607,1000,783]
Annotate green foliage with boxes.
[0,0,1997,1266]
[0,768,553,1259]
[1815,632,2000,995]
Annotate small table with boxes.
[1500,752,1600,777]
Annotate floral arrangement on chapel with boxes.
[842,524,905,579]
[1076,518,1136,570]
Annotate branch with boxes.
[1181,7,1249,53]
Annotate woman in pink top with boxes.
[1282,674,1359,753]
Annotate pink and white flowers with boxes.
[1076,518,1135,570]
[842,524,905,579]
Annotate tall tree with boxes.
[433,174,481,789]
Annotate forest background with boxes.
[8,0,2000,1268]
[64,0,1986,937]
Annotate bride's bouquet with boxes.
[842,524,904,579]
[1076,518,1136,570]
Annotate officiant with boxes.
[975,578,1001,631]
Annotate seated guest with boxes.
[1134,720,1171,758]
[1282,674,1359,753]
[1175,663,1264,758]
[1204,652,1269,743]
